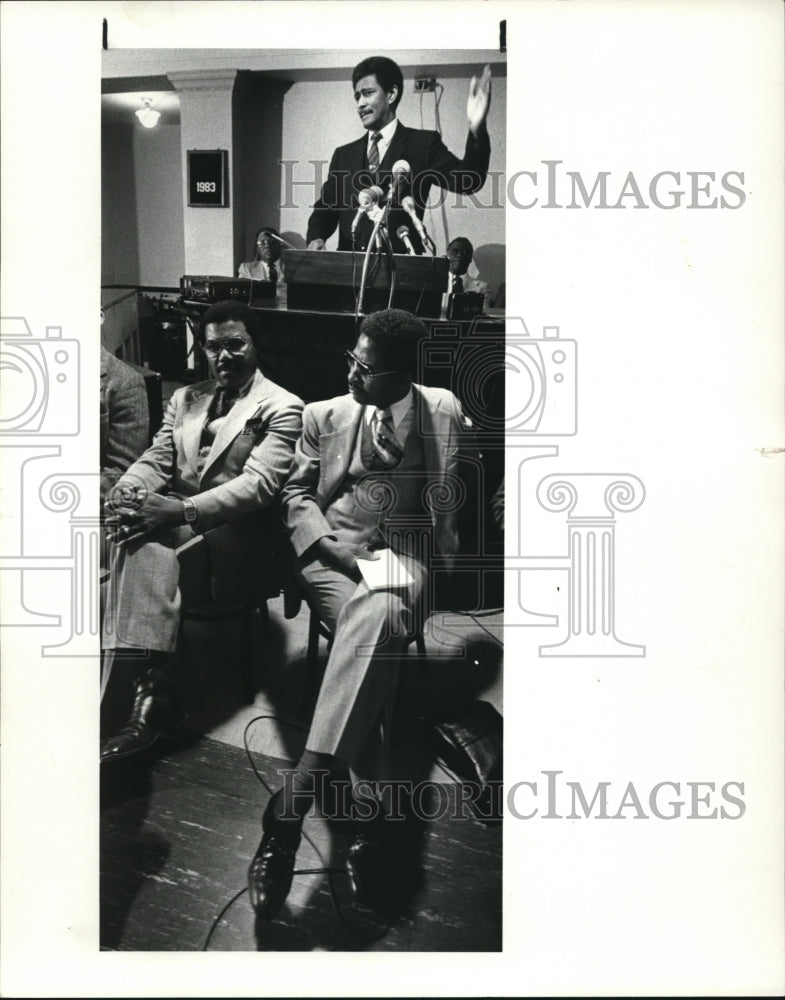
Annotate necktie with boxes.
[211,387,237,420]
[370,408,404,469]
[453,274,464,294]
[268,262,278,285]
[368,131,382,172]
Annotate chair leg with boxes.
[100,648,117,702]
[240,609,257,705]
[299,610,326,722]
[306,609,321,667]
[378,668,401,782]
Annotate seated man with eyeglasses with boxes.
[101,300,303,762]
[247,307,469,918]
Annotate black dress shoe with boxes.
[346,810,387,908]
[248,791,302,920]
[100,667,178,763]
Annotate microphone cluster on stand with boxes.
[351,184,384,235]
[352,157,441,317]
[349,159,437,256]
[400,195,436,256]
[396,225,416,255]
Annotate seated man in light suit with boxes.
[238,226,286,286]
[101,300,304,762]
[248,308,468,918]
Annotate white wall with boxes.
[133,124,184,286]
[102,123,139,284]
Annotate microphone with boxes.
[388,159,411,204]
[265,232,297,251]
[396,225,416,255]
[351,185,384,232]
[401,195,436,254]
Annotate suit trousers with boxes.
[297,552,427,778]
[102,524,194,654]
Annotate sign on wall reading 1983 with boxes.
[187,149,228,207]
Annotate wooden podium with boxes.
[283,249,449,317]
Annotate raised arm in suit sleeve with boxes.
[191,395,304,532]
[281,403,337,557]
[419,127,491,196]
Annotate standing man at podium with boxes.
[306,56,492,256]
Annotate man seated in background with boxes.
[446,237,487,297]
[247,308,470,919]
[443,236,488,315]
[101,300,303,762]
[238,226,286,286]
[100,340,149,506]
[306,55,492,255]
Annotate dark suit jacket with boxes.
[306,122,491,254]
[282,383,466,568]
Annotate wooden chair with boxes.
[175,511,283,705]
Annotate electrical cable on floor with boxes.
[426,607,503,652]
[437,608,504,648]
[201,712,392,950]
[465,614,504,649]
[201,604,502,947]
[448,606,504,621]
[201,886,248,951]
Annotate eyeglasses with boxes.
[204,337,252,357]
[344,350,398,379]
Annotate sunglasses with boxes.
[344,350,398,379]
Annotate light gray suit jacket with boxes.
[118,368,304,533]
[282,383,465,566]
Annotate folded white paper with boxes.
[356,548,414,590]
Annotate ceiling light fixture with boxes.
[135,98,161,128]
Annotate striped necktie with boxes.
[367,131,382,172]
[370,408,404,469]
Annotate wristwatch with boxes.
[182,498,198,527]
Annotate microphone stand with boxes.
[356,200,397,316]
[379,196,397,309]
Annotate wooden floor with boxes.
[100,735,502,951]
[100,562,504,951]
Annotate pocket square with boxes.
[242,416,264,435]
